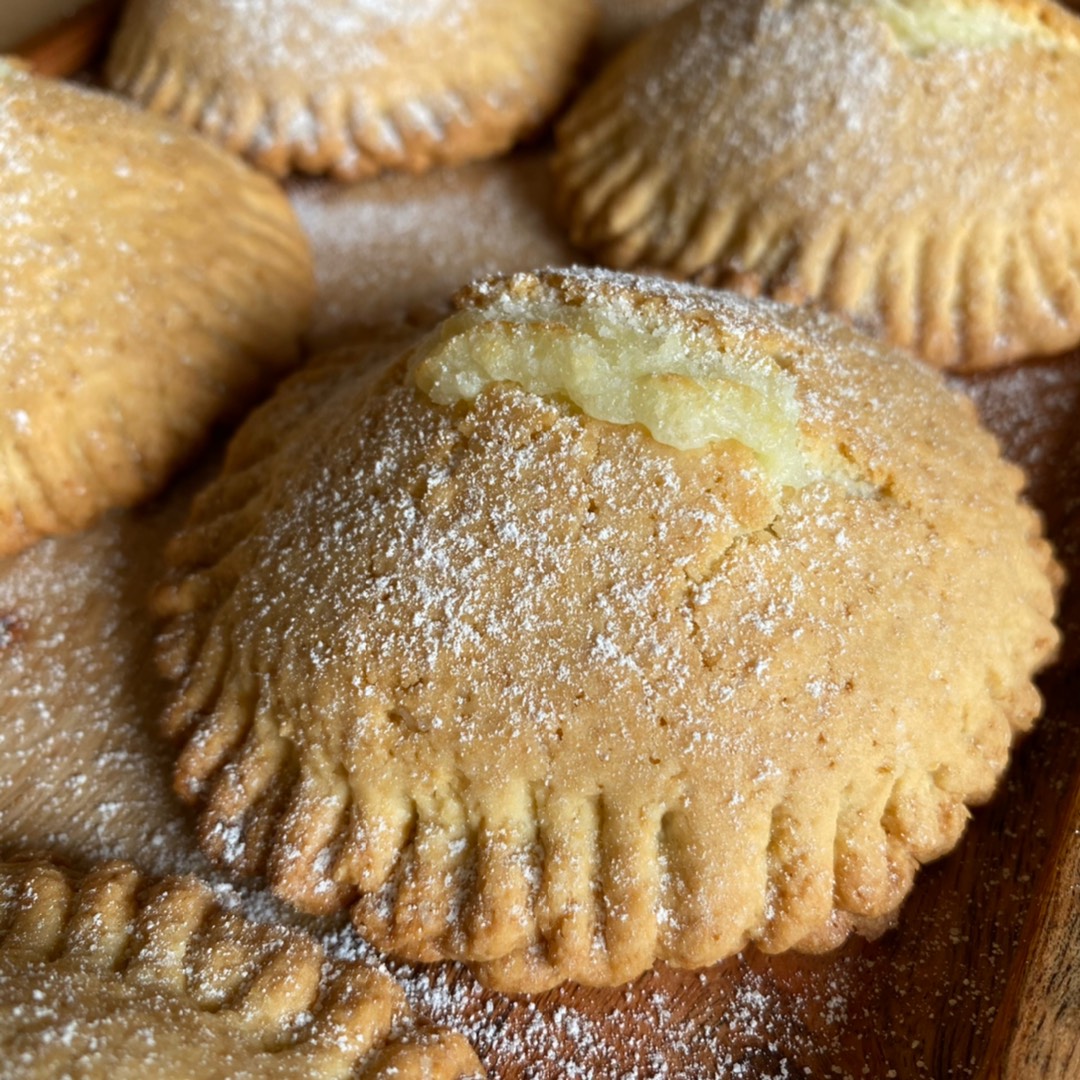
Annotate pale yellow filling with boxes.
[859,0,1065,53]
[412,302,810,489]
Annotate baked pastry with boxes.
[106,0,596,180]
[553,0,1080,371]
[0,61,313,558]
[154,268,1060,992]
[0,854,483,1078]
[291,151,577,350]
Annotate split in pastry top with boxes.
[154,268,1061,992]
[553,0,1080,371]
[106,0,597,179]
[0,63,313,558]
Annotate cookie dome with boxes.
[553,0,1080,370]
[0,63,313,557]
[107,0,596,179]
[155,269,1060,990]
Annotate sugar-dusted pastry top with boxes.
[154,268,1060,992]
[0,855,483,1078]
[412,274,808,485]
[0,63,313,558]
[553,0,1080,371]
[106,0,596,179]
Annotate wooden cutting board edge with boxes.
[979,739,1080,1080]
[12,0,120,78]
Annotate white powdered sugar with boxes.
[191,0,463,72]
[291,154,575,347]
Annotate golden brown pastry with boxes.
[291,151,577,350]
[0,854,483,1078]
[553,0,1080,371]
[106,0,596,179]
[154,268,1060,992]
[0,61,313,558]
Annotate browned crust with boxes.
[153,270,1061,991]
[0,66,314,557]
[0,854,484,1077]
[106,0,597,179]
[552,0,1080,371]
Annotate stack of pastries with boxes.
[0,1,1076,1075]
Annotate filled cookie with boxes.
[0,854,483,1078]
[154,268,1060,992]
[106,0,596,179]
[0,62,313,558]
[553,0,1080,371]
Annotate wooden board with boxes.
[8,0,120,77]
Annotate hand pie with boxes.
[553,0,1080,371]
[0,855,483,1078]
[0,62,313,558]
[154,268,1060,992]
[106,0,596,180]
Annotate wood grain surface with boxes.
[3,3,1080,1078]
[982,762,1080,1079]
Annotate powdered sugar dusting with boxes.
[238,373,762,759]
[179,0,462,73]
[290,154,575,348]
[0,68,182,392]
[319,922,878,1078]
[0,10,1076,1060]
[591,0,1080,214]
[556,0,1080,370]
[0,478,208,877]
[0,333,1074,1076]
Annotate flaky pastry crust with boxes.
[106,0,596,179]
[0,64,313,558]
[0,854,483,1078]
[154,269,1060,991]
[553,0,1080,371]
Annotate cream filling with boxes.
[411,302,810,489]
[858,0,1067,53]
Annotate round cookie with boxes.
[0,855,483,1078]
[154,269,1060,992]
[0,62,313,558]
[106,0,597,180]
[553,0,1080,371]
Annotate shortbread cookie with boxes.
[154,268,1060,992]
[553,0,1080,371]
[0,855,483,1078]
[106,0,596,180]
[0,62,313,558]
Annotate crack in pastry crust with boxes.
[106,0,596,180]
[154,269,1061,992]
[552,0,1080,371]
[0,854,483,1078]
[0,65,313,558]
